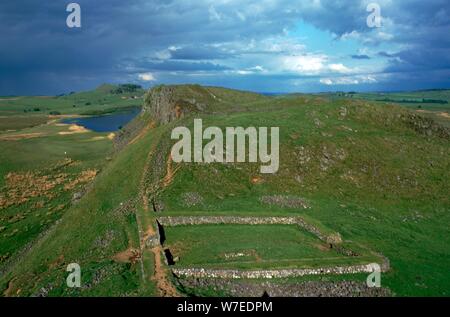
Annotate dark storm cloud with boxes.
[128,59,231,72]
[385,48,450,73]
[351,55,370,60]
[168,46,235,61]
[0,0,449,94]
[0,0,293,94]
[378,51,396,58]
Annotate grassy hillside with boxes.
[0,84,149,295]
[327,90,450,128]
[1,85,449,297]
[152,90,449,296]
[1,113,159,296]
[164,224,378,270]
[0,84,144,132]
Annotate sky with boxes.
[0,0,450,95]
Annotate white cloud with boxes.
[234,65,266,75]
[138,73,156,81]
[153,46,181,60]
[249,65,265,72]
[340,30,361,41]
[320,75,378,85]
[282,54,327,74]
[154,50,171,60]
[376,31,394,41]
[320,78,333,85]
[236,70,252,75]
[328,63,352,73]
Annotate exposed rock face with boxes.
[142,85,205,124]
[259,195,310,209]
[113,116,146,151]
[72,191,84,204]
[404,113,450,139]
[326,233,343,244]
[180,192,204,207]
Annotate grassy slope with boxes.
[158,92,450,296]
[0,84,144,115]
[0,83,157,295]
[165,224,377,270]
[0,84,145,271]
[0,84,144,132]
[0,114,159,296]
[328,90,450,128]
[0,128,112,265]
[1,86,449,297]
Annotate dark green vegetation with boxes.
[0,84,449,297]
[110,84,144,95]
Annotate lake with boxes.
[62,107,141,132]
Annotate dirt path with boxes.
[3,278,17,297]
[134,127,180,296]
[162,153,181,188]
[132,132,157,286]
[151,246,179,297]
[130,120,156,145]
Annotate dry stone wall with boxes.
[158,215,390,281]
[172,263,389,279]
[157,216,336,243]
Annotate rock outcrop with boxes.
[142,85,207,124]
[404,113,450,139]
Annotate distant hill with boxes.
[95,83,118,93]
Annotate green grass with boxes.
[0,116,49,132]
[0,84,144,117]
[1,85,449,297]
[0,116,160,296]
[161,101,449,215]
[156,89,449,296]
[165,224,376,270]
[326,90,450,127]
[0,121,113,267]
[0,84,155,296]
[0,126,111,183]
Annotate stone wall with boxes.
[157,216,337,244]
[172,263,389,279]
[159,215,390,281]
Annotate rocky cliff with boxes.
[142,85,210,124]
